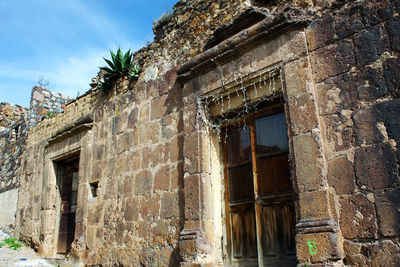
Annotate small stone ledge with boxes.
[176,7,310,82]
[296,218,339,234]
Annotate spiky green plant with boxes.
[99,48,141,92]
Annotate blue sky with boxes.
[0,0,177,107]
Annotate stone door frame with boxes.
[38,127,90,258]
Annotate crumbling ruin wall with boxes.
[15,0,400,266]
[0,103,29,192]
[30,85,70,124]
[0,103,29,232]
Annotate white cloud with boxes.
[47,49,107,97]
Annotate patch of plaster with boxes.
[368,52,394,70]
[143,66,159,82]
[376,122,388,142]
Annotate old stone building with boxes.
[13,0,400,266]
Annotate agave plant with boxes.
[99,48,141,92]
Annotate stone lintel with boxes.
[46,122,92,147]
[176,7,310,82]
[50,112,94,139]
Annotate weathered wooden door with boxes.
[57,159,79,254]
[224,107,296,266]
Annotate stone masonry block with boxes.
[161,112,180,139]
[383,57,400,98]
[310,39,355,83]
[183,103,198,134]
[154,165,170,191]
[171,135,183,163]
[139,103,150,122]
[116,131,133,154]
[41,186,56,210]
[134,170,153,196]
[296,232,343,263]
[306,14,335,51]
[160,191,180,219]
[285,58,314,98]
[299,190,330,221]
[354,23,390,67]
[127,107,138,128]
[316,72,358,115]
[352,107,384,146]
[322,114,354,153]
[354,143,399,190]
[114,112,128,135]
[88,203,103,225]
[40,209,55,235]
[184,174,200,221]
[345,239,400,266]
[334,6,364,39]
[140,193,161,219]
[375,99,400,140]
[170,162,183,190]
[87,225,97,249]
[327,155,355,195]
[374,188,400,237]
[183,133,200,174]
[124,197,139,222]
[387,16,400,52]
[339,193,378,239]
[288,93,319,135]
[151,94,169,120]
[293,133,325,192]
[138,121,160,145]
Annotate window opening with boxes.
[89,181,99,199]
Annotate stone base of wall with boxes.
[0,188,18,234]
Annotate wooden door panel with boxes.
[261,203,296,261]
[258,154,291,196]
[261,206,279,258]
[231,204,258,260]
[279,204,296,256]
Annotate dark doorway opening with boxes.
[56,155,80,254]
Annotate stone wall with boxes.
[306,1,400,265]
[14,0,400,266]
